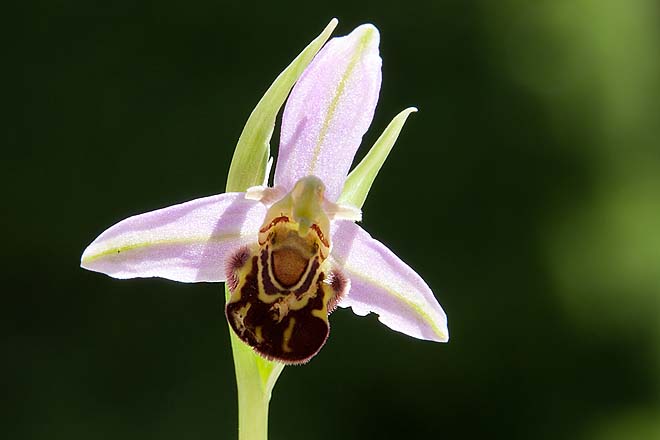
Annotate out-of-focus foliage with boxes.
[5,1,658,439]
[481,2,660,437]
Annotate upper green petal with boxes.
[338,107,417,208]
[226,18,338,193]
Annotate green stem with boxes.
[237,383,268,440]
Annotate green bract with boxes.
[339,107,417,208]
[226,19,338,193]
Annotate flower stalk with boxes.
[223,20,337,439]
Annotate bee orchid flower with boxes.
[81,19,448,439]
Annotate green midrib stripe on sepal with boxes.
[81,233,243,265]
[226,18,338,193]
[338,107,417,209]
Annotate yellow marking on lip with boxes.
[254,326,264,343]
[256,247,285,304]
[282,317,296,353]
[311,308,327,320]
[288,292,314,311]
[231,302,252,335]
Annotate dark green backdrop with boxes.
[7,1,659,439]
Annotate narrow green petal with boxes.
[226,18,338,193]
[338,107,417,208]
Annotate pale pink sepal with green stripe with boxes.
[80,193,265,282]
[331,221,449,342]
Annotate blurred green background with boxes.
[7,0,660,439]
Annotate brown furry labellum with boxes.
[225,216,348,364]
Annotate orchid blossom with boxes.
[81,19,447,440]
